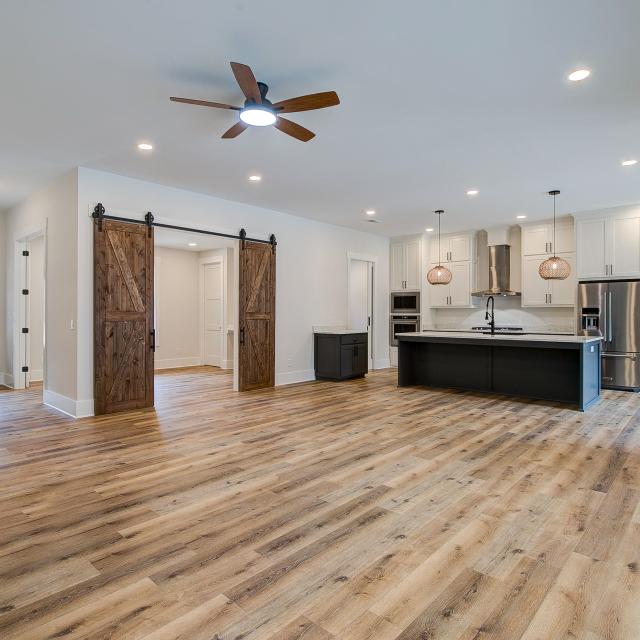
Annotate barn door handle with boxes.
[240,327,245,345]
[150,329,156,352]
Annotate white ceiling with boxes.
[154,227,234,252]
[1,0,639,236]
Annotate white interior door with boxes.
[349,258,374,370]
[204,263,223,367]
[28,236,45,382]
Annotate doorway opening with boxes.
[153,228,237,393]
[348,254,375,371]
[13,230,46,396]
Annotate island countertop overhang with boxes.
[397,331,602,348]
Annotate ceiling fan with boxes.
[170,62,340,142]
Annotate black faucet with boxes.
[485,295,495,335]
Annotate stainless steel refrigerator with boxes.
[577,280,640,390]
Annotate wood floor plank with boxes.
[1,368,639,640]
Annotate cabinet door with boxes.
[448,262,471,306]
[522,255,550,306]
[430,236,446,264]
[352,342,368,375]
[390,242,405,291]
[551,223,575,254]
[611,216,640,277]
[428,266,450,307]
[522,225,551,256]
[340,345,355,378]
[549,253,576,306]
[405,238,421,290]
[449,235,471,262]
[576,218,607,278]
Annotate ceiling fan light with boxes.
[240,106,276,126]
[427,265,453,285]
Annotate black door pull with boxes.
[150,329,156,352]
[240,327,245,345]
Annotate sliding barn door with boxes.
[239,240,275,390]
[94,219,154,414]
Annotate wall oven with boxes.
[390,314,420,347]
[391,291,420,314]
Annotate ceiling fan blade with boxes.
[272,91,340,113]
[170,97,240,110]
[274,117,315,142]
[221,121,249,139]
[230,62,262,104]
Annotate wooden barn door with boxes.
[239,240,275,390]
[94,219,154,414]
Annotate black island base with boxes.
[397,332,601,411]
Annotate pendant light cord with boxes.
[438,212,441,264]
[553,192,556,257]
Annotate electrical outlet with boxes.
[69,319,75,331]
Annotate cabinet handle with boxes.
[605,264,608,275]
[549,293,552,304]
[610,264,614,275]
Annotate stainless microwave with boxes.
[391,291,420,314]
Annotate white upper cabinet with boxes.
[390,237,422,291]
[429,233,472,263]
[521,220,574,256]
[576,218,607,278]
[576,211,640,279]
[611,216,640,277]
[428,261,472,307]
[390,242,405,291]
[405,238,422,290]
[522,253,576,307]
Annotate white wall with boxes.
[3,170,78,407]
[28,235,45,381]
[76,167,390,401]
[154,247,200,369]
[0,211,7,385]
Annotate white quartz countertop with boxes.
[398,331,602,344]
[314,329,367,335]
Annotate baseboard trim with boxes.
[29,369,43,382]
[155,356,202,370]
[221,359,233,370]
[276,369,315,386]
[42,390,94,418]
[0,372,14,387]
[373,358,391,370]
[43,390,78,418]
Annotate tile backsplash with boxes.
[430,296,575,332]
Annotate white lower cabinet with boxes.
[522,253,575,307]
[428,261,472,307]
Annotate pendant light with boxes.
[427,210,452,285]
[539,190,571,280]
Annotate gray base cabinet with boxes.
[314,333,368,381]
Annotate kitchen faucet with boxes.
[485,295,495,335]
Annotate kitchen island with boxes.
[397,331,602,410]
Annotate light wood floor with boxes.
[0,367,639,640]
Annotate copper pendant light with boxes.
[427,210,452,285]
[539,190,571,280]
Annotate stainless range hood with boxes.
[472,244,521,297]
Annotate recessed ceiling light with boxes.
[248,175,262,181]
[137,142,153,150]
[426,228,434,232]
[188,242,198,247]
[622,159,638,166]
[365,209,376,216]
[466,189,479,196]
[516,214,527,219]
[568,69,591,82]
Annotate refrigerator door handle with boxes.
[607,292,613,342]
[602,353,637,360]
